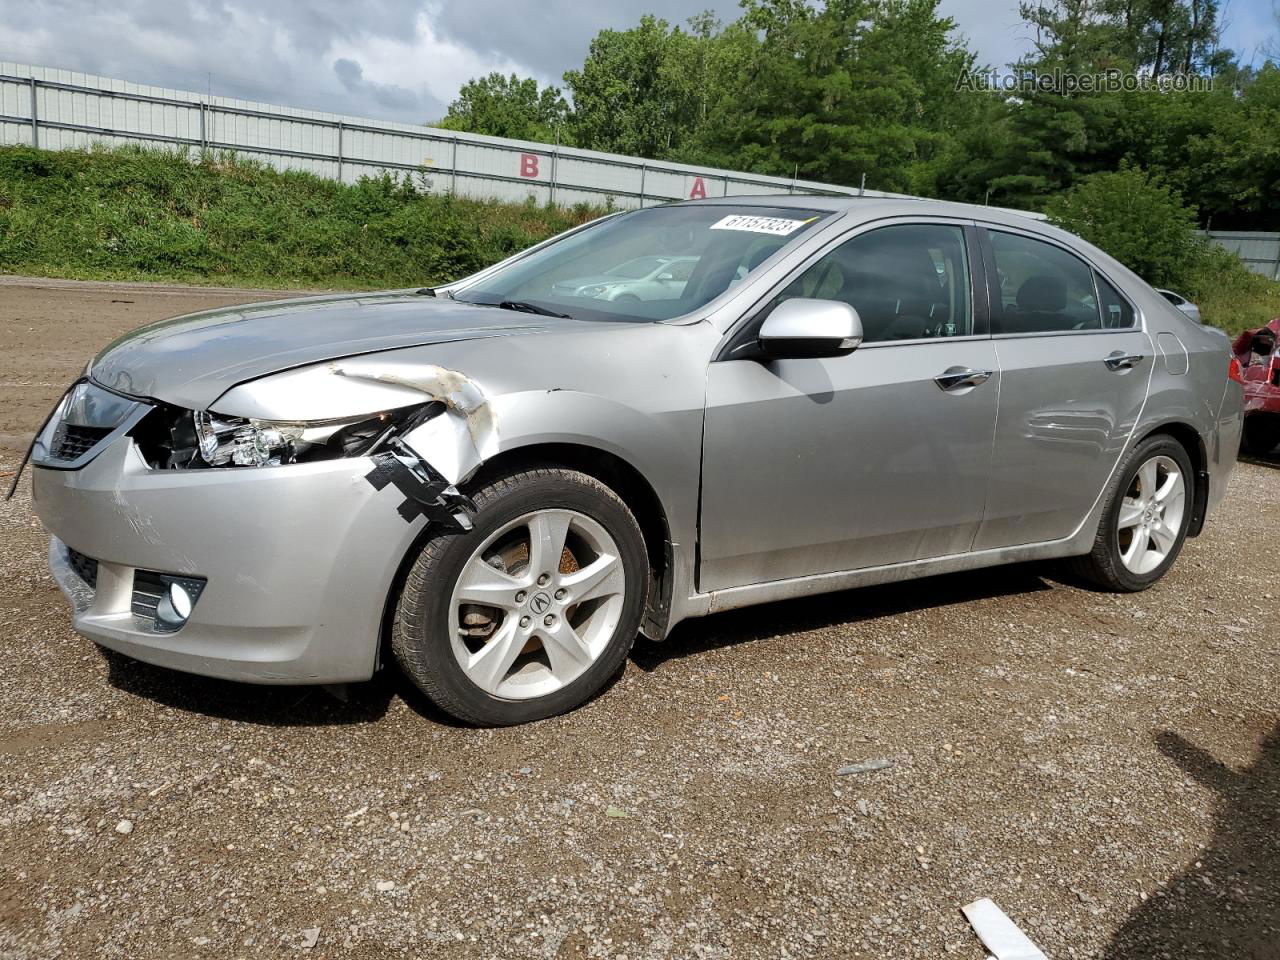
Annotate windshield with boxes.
[451,205,831,322]
[610,256,667,279]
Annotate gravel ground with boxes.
[1,278,1278,960]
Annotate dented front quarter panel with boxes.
[213,318,717,632]
[362,322,717,630]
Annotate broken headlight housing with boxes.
[194,412,296,467]
[133,402,441,470]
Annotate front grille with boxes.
[50,423,112,461]
[66,546,98,589]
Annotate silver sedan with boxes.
[24,198,1244,725]
[1156,288,1202,323]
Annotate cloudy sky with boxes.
[1,0,1274,124]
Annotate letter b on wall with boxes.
[520,154,540,178]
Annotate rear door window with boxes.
[1095,272,1136,328]
[988,231,1104,334]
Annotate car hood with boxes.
[89,290,579,410]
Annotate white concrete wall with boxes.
[0,61,915,210]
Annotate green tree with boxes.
[689,0,976,192]
[1044,165,1199,284]
[936,0,1242,213]
[436,73,570,144]
[1183,64,1280,226]
[563,14,738,159]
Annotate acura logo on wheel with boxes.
[530,592,552,614]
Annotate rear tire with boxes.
[1242,415,1280,456]
[391,466,648,726]
[1068,435,1194,592]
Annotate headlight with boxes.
[194,411,297,467]
[582,284,614,298]
[133,402,438,470]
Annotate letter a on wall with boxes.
[520,154,540,178]
[689,177,707,199]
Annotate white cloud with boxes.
[326,10,537,120]
[939,0,1034,69]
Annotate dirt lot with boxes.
[1,277,1278,960]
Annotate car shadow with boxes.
[100,563,1057,725]
[1103,723,1280,958]
[99,646,463,728]
[631,563,1054,671]
[1239,449,1280,470]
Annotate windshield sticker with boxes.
[709,214,816,236]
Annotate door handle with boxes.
[934,367,993,391]
[1103,351,1144,371]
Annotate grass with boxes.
[0,143,1276,335]
[0,144,605,290]
[1182,248,1280,337]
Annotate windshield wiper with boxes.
[495,300,572,319]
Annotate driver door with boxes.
[698,221,1000,592]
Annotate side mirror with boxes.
[758,298,863,359]
[656,272,674,281]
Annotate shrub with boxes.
[1046,164,1280,334]
[1045,165,1199,288]
[0,144,604,288]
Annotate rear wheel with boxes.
[1242,415,1280,456]
[391,467,648,726]
[1069,435,1193,592]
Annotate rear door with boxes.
[973,226,1153,550]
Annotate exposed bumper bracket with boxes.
[365,444,477,532]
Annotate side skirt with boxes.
[673,521,1100,625]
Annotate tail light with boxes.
[1228,356,1245,384]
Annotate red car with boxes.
[1235,318,1280,455]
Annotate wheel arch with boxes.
[377,441,676,663]
[1136,420,1209,537]
[467,443,675,640]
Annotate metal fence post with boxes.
[199,102,207,151]
[29,77,38,148]
[639,163,647,208]
[336,120,344,182]
[722,173,729,197]
[451,135,458,195]
[549,128,560,207]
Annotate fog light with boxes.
[156,581,194,628]
[132,572,207,633]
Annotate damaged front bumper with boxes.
[33,436,437,684]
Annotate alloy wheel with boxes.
[447,509,626,700]
[1116,455,1186,575]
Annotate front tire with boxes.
[391,466,648,726]
[1069,435,1194,592]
